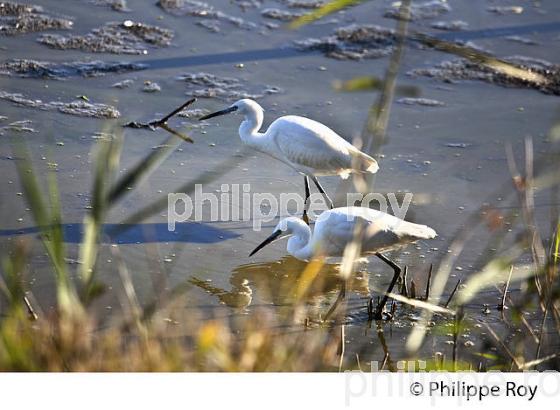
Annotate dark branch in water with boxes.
[124,97,196,143]
[158,123,192,143]
[156,97,198,125]
[390,299,397,319]
[444,279,461,308]
[424,264,433,301]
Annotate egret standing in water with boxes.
[249,207,437,262]
[250,206,436,315]
[200,99,379,220]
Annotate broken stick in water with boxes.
[124,97,196,143]
[444,279,462,308]
[424,264,433,301]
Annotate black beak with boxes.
[249,230,283,256]
[199,106,238,121]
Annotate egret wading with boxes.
[249,207,436,261]
[199,99,379,221]
[249,206,437,316]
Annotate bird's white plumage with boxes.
[211,99,379,178]
[263,207,437,261]
[268,116,377,177]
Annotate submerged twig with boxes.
[444,279,461,308]
[424,264,433,301]
[124,97,196,143]
[124,97,196,129]
[390,299,397,319]
[158,123,193,143]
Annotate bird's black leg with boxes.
[372,252,402,320]
[303,175,310,225]
[311,176,334,209]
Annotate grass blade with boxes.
[289,0,365,29]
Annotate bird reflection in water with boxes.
[189,256,371,316]
[188,276,253,309]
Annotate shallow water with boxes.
[1,0,560,367]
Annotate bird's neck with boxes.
[287,226,314,261]
[239,110,264,145]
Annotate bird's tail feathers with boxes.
[351,150,379,174]
[398,221,437,241]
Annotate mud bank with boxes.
[38,20,173,54]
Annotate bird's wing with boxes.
[314,210,378,256]
[347,207,436,251]
[315,208,405,255]
[270,116,354,172]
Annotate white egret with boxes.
[200,99,379,219]
[250,206,436,317]
[249,206,436,262]
[249,206,436,317]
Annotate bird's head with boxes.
[199,98,263,121]
[249,217,307,256]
